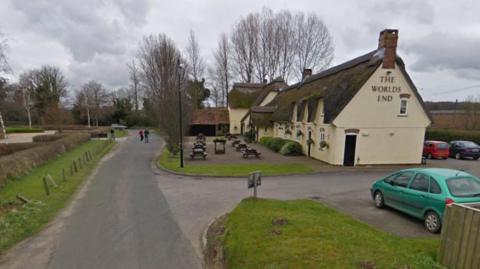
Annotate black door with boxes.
[343,135,357,166]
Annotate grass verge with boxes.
[5,127,44,134]
[0,140,114,253]
[158,148,314,176]
[114,129,128,138]
[221,198,443,269]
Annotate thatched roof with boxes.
[267,48,430,124]
[228,83,265,109]
[190,108,229,125]
[228,78,287,109]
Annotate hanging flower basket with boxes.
[296,130,304,137]
[285,129,292,135]
[319,141,329,150]
[307,138,315,145]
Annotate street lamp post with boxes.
[177,60,184,168]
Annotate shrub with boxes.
[32,134,66,142]
[0,133,91,188]
[259,137,288,152]
[280,141,303,156]
[426,129,480,144]
[0,143,40,157]
[244,129,255,143]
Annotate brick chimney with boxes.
[378,29,398,69]
[302,68,312,80]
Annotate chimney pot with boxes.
[378,29,398,69]
[302,68,312,80]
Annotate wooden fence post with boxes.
[73,160,78,172]
[43,176,50,196]
[78,157,82,169]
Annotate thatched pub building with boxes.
[229,29,431,166]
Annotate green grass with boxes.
[5,127,44,134]
[224,199,443,269]
[158,148,314,176]
[0,140,114,253]
[114,129,128,138]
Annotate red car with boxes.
[423,140,450,159]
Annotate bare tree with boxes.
[230,14,259,83]
[293,13,333,80]
[212,33,231,106]
[127,58,141,111]
[81,80,109,128]
[136,34,190,153]
[227,8,334,83]
[18,71,36,128]
[0,31,9,74]
[186,30,205,81]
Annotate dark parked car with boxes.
[449,140,480,160]
[423,140,449,159]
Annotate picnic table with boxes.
[190,148,207,160]
[235,143,247,152]
[242,148,261,159]
[232,140,241,147]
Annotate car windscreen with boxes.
[435,143,449,149]
[461,141,479,147]
[447,177,480,197]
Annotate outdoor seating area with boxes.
[189,134,208,160]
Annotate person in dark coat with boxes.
[110,129,115,141]
[144,129,150,143]
[139,130,144,142]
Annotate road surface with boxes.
[0,133,201,269]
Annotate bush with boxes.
[426,129,480,144]
[259,137,288,152]
[244,129,255,143]
[0,133,91,188]
[32,134,66,142]
[280,141,303,156]
[0,143,41,157]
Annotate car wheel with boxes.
[475,157,479,160]
[455,153,462,160]
[427,153,432,159]
[424,211,441,233]
[374,191,385,209]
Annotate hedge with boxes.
[0,143,41,157]
[425,129,480,144]
[259,136,289,152]
[32,134,66,142]
[280,141,303,156]
[5,127,44,134]
[0,133,91,188]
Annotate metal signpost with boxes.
[248,171,262,199]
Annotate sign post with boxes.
[248,171,262,199]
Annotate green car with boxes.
[370,168,480,233]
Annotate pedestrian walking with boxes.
[139,129,144,142]
[110,129,115,141]
[144,128,150,143]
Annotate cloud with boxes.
[404,32,480,80]
[10,0,147,62]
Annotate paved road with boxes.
[0,133,201,269]
[47,134,200,269]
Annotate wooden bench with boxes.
[243,148,261,158]
[236,143,247,152]
[190,148,207,160]
[193,143,206,150]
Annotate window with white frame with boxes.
[319,129,325,142]
[399,99,408,115]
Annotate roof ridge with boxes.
[281,49,379,92]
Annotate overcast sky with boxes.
[1,0,479,101]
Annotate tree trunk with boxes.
[86,107,91,128]
[0,112,6,139]
[27,109,32,129]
